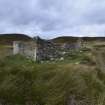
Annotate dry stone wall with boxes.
[13,39,81,61]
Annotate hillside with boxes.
[0,34,105,104]
[52,36,78,43]
[0,53,104,105]
[1,34,105,45]
[52,36,105,44]
[0,33,32,45]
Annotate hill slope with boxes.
[0,55,104,105]
[52,36,79,43]
[1,34,105,45]
[0,33,32,45]
[52,36,105,43]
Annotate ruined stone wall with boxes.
[13,40,81,61]
[13,41,37,61]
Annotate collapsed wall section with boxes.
[13,41,37,61]
[13,38,82,61]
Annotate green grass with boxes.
[0,45,12,48]
[0,55,105,105]
[0,45,12,59]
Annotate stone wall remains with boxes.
[13,39,81,61]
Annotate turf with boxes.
[0,55,104,105]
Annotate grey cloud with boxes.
[0,0,105,38]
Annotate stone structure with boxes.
[13,41,21,55]
[13,41,37,61]
[13,37,82,61]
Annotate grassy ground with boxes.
[0,45,12,59]
[0,54,104,105]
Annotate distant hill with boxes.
[52,36,105,43]
[1,34,105,45]
[0,33,32,45]
[82,37,105,41]
[52,36,79,43]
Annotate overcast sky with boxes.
[0,0,105,38]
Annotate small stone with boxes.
[60,57,64,61]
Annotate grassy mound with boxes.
[0,55,105,105]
